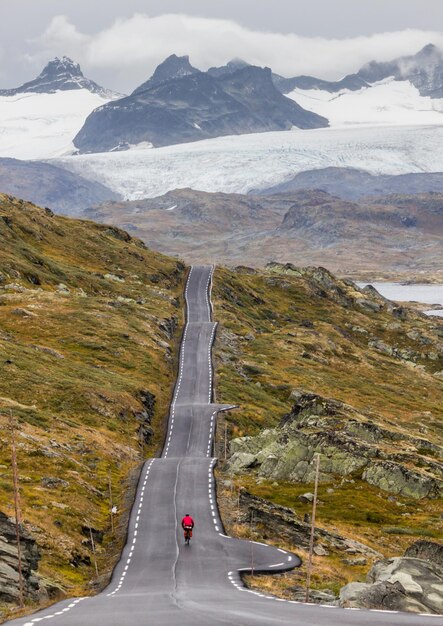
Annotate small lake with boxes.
[357,283,443,317]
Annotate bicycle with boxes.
[184,525,193,545]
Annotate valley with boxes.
[0,24,442,623]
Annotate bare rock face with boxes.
[74,59,328,152]
[340,554,443,614]
[0,512,40,603]
[405,541,443,568]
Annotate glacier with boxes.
[54,124,443,200]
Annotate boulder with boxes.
[227,452,257,473]
[298,493,315,503]
[289,585,337,604]
[357,299,382,313]
[41,477,70,489]
[340,556,443,614]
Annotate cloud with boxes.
[31,13,443,91]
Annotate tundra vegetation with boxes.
[0,194,185,619]
[212,265,443,603]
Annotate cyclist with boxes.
[181,513,194,544]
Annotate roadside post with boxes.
[250,510,255,575]
[108,473,115,535]
[305,453,320,603]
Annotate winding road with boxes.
[8,266,440,625]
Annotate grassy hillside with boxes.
[0,194,185,615]
[212,264,443,596]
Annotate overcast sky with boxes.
[1,0,443,92]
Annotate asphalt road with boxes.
[8,265,440,625]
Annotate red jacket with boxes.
[182,515,194,529]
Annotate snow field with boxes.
[0,90,110,160]
[287,79,443,128]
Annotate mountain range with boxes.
[273,43,443,97]
[1,45,443,159]
[73,44,443,153]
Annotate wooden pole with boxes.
[305,453,320,603]
[108,473,114,535]
[250,510,254,575]
[9,412,25,608]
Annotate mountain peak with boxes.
[132,54,200,95]
[207,58,251,78]
[418,43,440,56]
[37,56,84,83]
[358,43,443,97]
[0,57,118,98]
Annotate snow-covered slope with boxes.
[0,90,112,159]
[54,124,443,200]
[286,79,443,127]
[0,57,118,160]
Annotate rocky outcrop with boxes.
[136,389,156,445]
[340,552,443,614]
[405,541,443,568]
[362,462,441,499]
[0,512,40,603]
[228,392,443,499]
[240,491,380,557]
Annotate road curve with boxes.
[7,265,440,625]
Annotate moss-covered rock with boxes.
[228,392,443,499]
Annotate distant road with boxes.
[8,266,439,625]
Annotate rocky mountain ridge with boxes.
[257,166,443,199]
[132,54,200,94]
[73,55,328,152]
[273,44,443,97]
